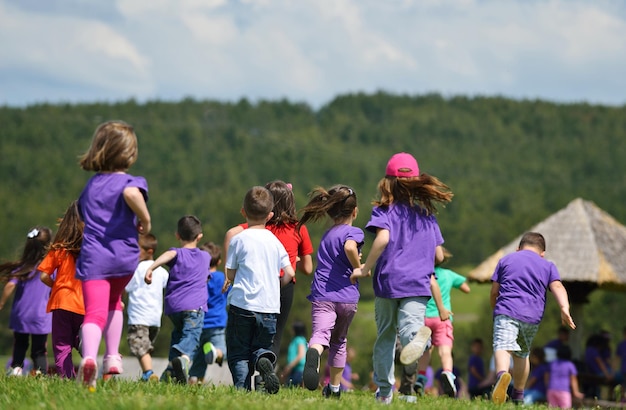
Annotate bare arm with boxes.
[490,281,500,310]
[459,281,471,294]
[571,373,584,399]
[40,272,54,287]
[0,281,17,310]
[430,275,450,321]
[360,228,389,276]
[549,280,575,329]
[123,187,151,234]
[145,250,176,284]
[296,254,313,275]
[226,268,237,283]
[434,245,444,265]
[283,341,306,379]
[281,265,296,287]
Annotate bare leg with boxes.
[437,345,453,371]
[511,355,529,390]
[140,353,152,373]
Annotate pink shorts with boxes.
[547,389,572,409]
[424,317,454,347]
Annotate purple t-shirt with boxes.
[491,250,561,324]
[528,362,549,394]
[366,203,443,299]
[617,340,626,374]
[585,346,602,375]
[308,225,364,304]
[164,247,210,315]
[9,270,52,334]
[548,359,577,392]
[77,173,148,280]
[467,354,485,389]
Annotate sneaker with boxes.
[141,370,155,382]
[171,356,190,384]
[375,389,393,405]
[303,348,321,390]
[492,372,512,405]
[397,395,417,403]
[257,357,280,394]
[322,384,341,399]
[414,374,428,396]
[160,367,173,383]
[399,326,432,365]
[440,371,457,398]
[6,366,23,377]
[77,357,98,391]
[203,342,216,364]
[103,354,123,375]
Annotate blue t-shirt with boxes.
[164,247,210,315]
[528,362,549,394]
[467,354,485,389]
[491,249,561,324]
[203,270,228,329]
[366,203,443,299]
[308,224,364,304]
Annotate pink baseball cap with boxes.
[385,152,420,177]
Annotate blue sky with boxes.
[1,0,625,108]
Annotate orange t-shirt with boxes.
[38,249,85,315]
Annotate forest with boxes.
[1,92,625,379]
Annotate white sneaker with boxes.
[375,389,393,405]
[399,326,432,365]
[6,366,23,377]
[440,370,457,397]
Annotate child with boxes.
[467,338,490,399]
[225,186,295,393]
[0,226,53,376]
[524,347,548,405]
[546,345,584,408]
[39,201,84,378]
[76,120,151,390]
[189,242,228,384]
[490,231,576,405]
[282,320,307,387]
[353,152,452,404]
[125,233,169,382]
[297,185,364,399]
[145,215,210,384]
[223,180,313,360]
[414,248,470,397]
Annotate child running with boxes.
[546,345,584,408]
[39,201,84,378]
[188,241,228,384]
[76,120,151,390]
[298,185,364,399]
[125,233,169,382]
[225,186,295,393]
[353,152,453,404]
[145,215,210,384]
[490,232,575,405]
[0,226,53,376]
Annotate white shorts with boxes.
[492,315,538,358]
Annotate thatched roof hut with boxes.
[467,198,626,358]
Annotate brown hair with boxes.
[200,242,222,268]
[374,173,453,215]
[518,232,546,252]
[265,180,298,226]
[0,226,52,281]
[177,215,203,242]
[49,200,83,256]
[243,186,274,221]
[79,121,138,172]
[298,185,357,228]
[138,233,158,253]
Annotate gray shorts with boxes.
[492,314,538,358]
[127,324,160,358]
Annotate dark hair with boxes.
[0,226,52,281]
[177,215,203,242]
[530,347,546,362]
[471,338,483,346]
[243,186,274,221]
[292,320,306,337]
[138,233,158,253]
[50,201,83,256]
[79,121,138,172]
[201,242,222,268]
[556,345,572,361]
[519,232,546,252]
[265,180,298,226]
[374,173,453,216]
[298,185,357,228]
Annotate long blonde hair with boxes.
[374,174,453,215]
[79,121,138,172]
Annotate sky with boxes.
[1,0,625,109]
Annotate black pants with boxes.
[12,332,48,373]
[270,281,294,359]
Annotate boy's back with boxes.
[126,260,168,326]
[226,229,290,314]
[164,247,210,315]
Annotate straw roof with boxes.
[467,198,626,290]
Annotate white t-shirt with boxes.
[125,260,169,326]
[226,228,290,313]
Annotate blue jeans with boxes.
[167,310,204,361]
[189,327,227,378]
[226,305,277,390]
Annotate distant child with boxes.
[224,186,295,393]
[39,201,84,378]
[125,233,169,382]
[490,232,576,405]
[414,248,470,397]
[189,242,228,384]
[467,338,489,399]
[354,152,453,404]
[544,326,570,362]
[524,347,549,405]
[145,215,210,384]
[547,345,584,408]
[0,226,53,376]
[75,120,151,390]
[297,185,364,399]
[223,180,313,359]
[283,320,307,387]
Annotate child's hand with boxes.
[350,267,363,284]
[221,279,231,293]
[560,307,576,329]
[439,309,453,321]
[144,270,153,285]
[137,219,151,234]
